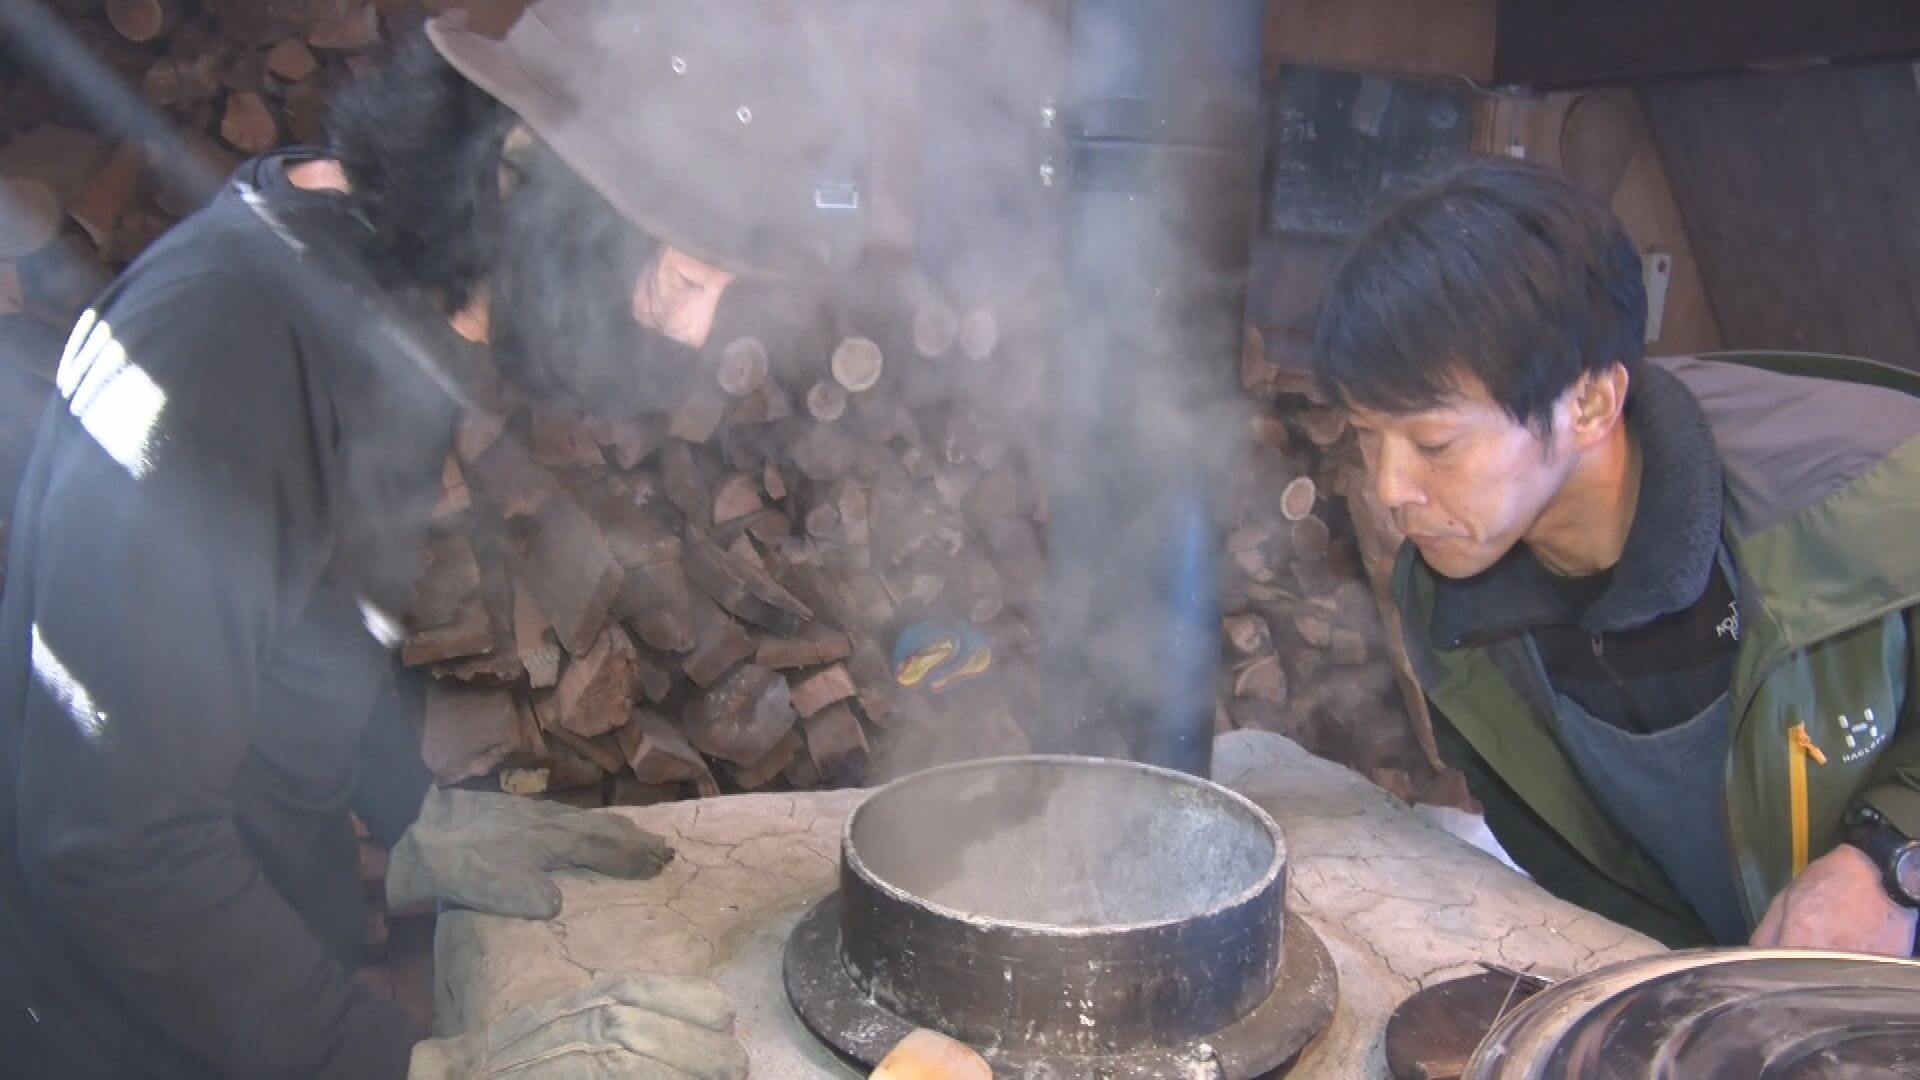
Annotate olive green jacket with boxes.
[1394,352,1920,945]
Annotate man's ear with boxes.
[1568,363,1631,446]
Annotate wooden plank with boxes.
[514,495,623,656]
[1263,0,1494,82]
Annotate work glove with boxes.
[388,787,674,919]
[409,973,749,1080]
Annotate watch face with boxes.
[1895,845,1920,905]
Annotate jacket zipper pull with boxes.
[1790,723,1828,766]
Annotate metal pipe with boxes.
[1043,0,1266,777]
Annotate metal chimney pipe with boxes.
[1043,0,1266,777]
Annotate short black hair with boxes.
[327,31,662,408]
[1311,159,1647,433]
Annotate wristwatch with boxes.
[1844,806,1920,909]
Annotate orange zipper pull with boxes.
[1790,724,1828,766]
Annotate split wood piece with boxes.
[106,0,182,41]
[583,485,681,570]
[712,473,763,526]
[679,590,757,688]
[728,382,793,425]
[553,624,638,739]
[683,529,813,637]
[529,405,606,468]
[806,379,848,423]
[1232,654,1287,705]
[788,663,855,719]
[1249,414,1293,452]
[454,409,505,461]
[722,728,803,790]
[438,563,525,683]
[762,460,788,501]
[830,336,884,393]
[547,738,611,791]
[1279,476,1318,522]
[141,52,224,106]
[282,77,328,144]
[803,502,841,541]
[540,722,628,777]
[715,335,769,396]
[220,91,280,155]
[1330,628,1370,667]
[431,455,471,527]
[631,650,673,703]
[401,597,493,667]
[801,701,869,786]
[0,178,61,259]
[409,533,481,629]
[512,578,562,689]
[911,298,958,358]
[741,510,793,548]
[668,389,726,444]
[607,777,685,807]
[1290,515,1331,562]
[1293,609,1333,648]
[787,424,857,484]
[464,428,554,519]
[618,562,696,654]
[515,495,623,655]
[756,626,853,670]
[958,307,998,361]
[836,483,872,548]
[784,752,822,789]
[307,3,379,50]
[847,640,898,729]
[615,711,707,783]
[1224,613,1274,656]
[67,143,145,247]
[1299,406,1350,447]
[660,442,711,529]
[683,663,796,766]
[266,37,320,80]
[422,682,524,784]
[582,413,663,468]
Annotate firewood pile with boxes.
[2,0,1469,812]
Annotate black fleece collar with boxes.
[1429,363,1724,650]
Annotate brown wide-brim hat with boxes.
[427,0,857,280]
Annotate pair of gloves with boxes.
[389,788,748,1079]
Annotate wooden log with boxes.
[1279,476,1317,522]
[0,178,62,260]
[1290,514,1331,562]
[912,297,958,358]
[141,53,224,106]
[580,413,663,468]
[806,379,848,423]
[801,702,869,786]
[722,728,803,789]
[618,561,696,654]
[307,3,379,50]
[831,336,884,394]
[762,460,788,502]
[511,578,561,689]
[430,455,471,528]
[787,424,857,483]
[715,335,769,396]
[668,389,726,444]
[529,405,606,468]
[1232,654,1287,705]
[1249,413,1293,451]
[515,495,623,655]
[539,722,627,777]
[1299,406,1350,447]
[959,307,998,361]
[803,502,841,541]
[265,37,320,81]
[553,624,637,739]
[683,529,813,637]
[755,626,853,670]
[106,0,182,42]
[660,442,711,529]
[465,431,553,519]
[1330,628,1370,667]
[1223,613,1274,656]
[220,90,280,154]
[728,382,793,425]
[401,598,493,667]
[712,473,764,526]
[422,682,520,783]
[683,663,796,766]
[409,534,481,629]
[67,143,144,248]
[680,591,757,688]
[437,561,525,683]
[788,663,856,719]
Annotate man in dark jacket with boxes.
[1313,160,1920,956]
[0,2,850,1076]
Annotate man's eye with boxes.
[1414,439,1455,457]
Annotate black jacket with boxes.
[0,153,456,1078]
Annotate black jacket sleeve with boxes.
[11,272,419,1078]
[353,664,434,849]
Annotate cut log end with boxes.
[716,336,770,397]
[831,336,884,393]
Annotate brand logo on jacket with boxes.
[1839,708,1889,764]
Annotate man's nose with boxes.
[1371,442,1423,511]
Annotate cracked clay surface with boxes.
[436,732,1659,1077]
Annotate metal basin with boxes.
[837,756,1287,1058]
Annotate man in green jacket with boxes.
[1311,160,1920,955]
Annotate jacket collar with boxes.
[1430,363,1724,650]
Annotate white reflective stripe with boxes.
[31,623,107,742]
[58,314,167,480]
[358,597,404,649]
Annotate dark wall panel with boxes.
[1644,61,1920,369]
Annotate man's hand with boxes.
[388,788,674,919]
[409,973,748,1080]
[1750,844,1918,955]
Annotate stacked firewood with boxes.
[404,284,1051,803]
